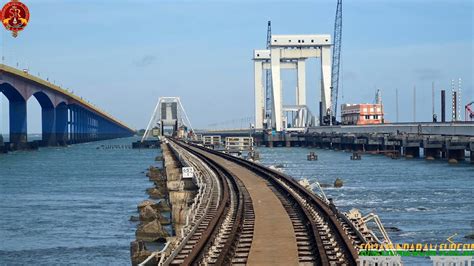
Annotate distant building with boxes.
[341,103,384,125]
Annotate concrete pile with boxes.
[130,151,171,265]
[130,141,198,265]
[161,142,198,237]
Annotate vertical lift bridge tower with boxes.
[254,35,332,132]
[141,97,193,141]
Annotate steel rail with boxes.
[168,138,247,265]
[184,140,361,265]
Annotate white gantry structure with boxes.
[141,97,193,141]
[254,34,332,132]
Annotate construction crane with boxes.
[265,21,273,125]
[330,0,343,124]
[466,101,474,121]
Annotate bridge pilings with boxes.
[9,99,28,149]
[402,136,422,158]
[423,136,443,160]
[445,138,468,164]
[41,106,56,146]
[366,137,383,154]
[0,65,135,152]
[256,131,473,165]
[2,102,133,151]
[55,103,69,146]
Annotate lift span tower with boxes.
[254,34,332,132]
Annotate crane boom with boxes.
[265,21,273,123]
[330,0,343,122]
[466,101,474,121]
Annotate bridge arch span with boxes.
[0,64,135,150]
[0,82,26,102]
[30,91,56,145]
[0,82,27,146]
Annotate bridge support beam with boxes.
[70,106,75,144]
[41,106,56,146]
[446,149,465,164]
[72,106,79,144]
[77,108,82,143]
[424,148,441,160]
[270,48,283,131]
[9,99,28,148]
[331,138,341,150]
[80,109,85,143]
[403,146,420,158]
[254,60,264,130]
[56,104,68,146]
[296,59,306,106]
[78,107,83,143]
[320,45,332,116]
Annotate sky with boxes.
[0,0,473,133]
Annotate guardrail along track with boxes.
[164,139,252,265]
[177,140,364,265]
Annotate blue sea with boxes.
[257,147,474,265]
[0,138,472,265]
[0,137,157,265]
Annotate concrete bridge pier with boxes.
[69,105,103,144]
[352,143,364,152]
[424,148,441,160]
[446,149,465,164]
[470,143,474,164]
[55,103,68,146]
[353,138,366,152]
[342,135,356,151]
[446,137,468,164]
[423,136,443,160]
[78,108,85,143]
[314,136,323,148]
[41,106,56,146]
[98,115,106,140]
[9,99,28,149]
[304,137,314,147]
[403,146,420,158]
[331,137,341,150]
[82,109,86,142]
[383,136,402,158]
[75,107,80,143]
[321,137,331,149]
[403,136,422,158]
[300,139,307,147]
[366,137,382,154]
[69,106,77,144]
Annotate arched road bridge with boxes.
[0,64,134,150]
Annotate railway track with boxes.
[162,139,252,265]
[160,138,365,265]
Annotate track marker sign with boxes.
[182,167,194,178]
